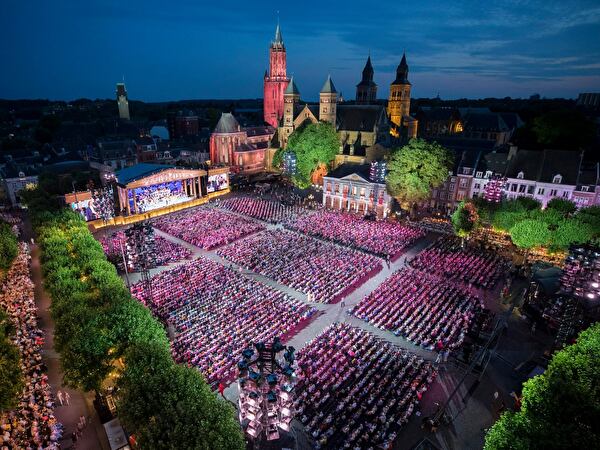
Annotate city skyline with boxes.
[1,0,600,101]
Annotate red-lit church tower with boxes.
[263,23,289,128]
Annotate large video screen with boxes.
[207,173,229,193]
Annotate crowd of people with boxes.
[217,230,382,303]
[130,257,316,388]
[286,211,424,259]
[411,217,454,235]
[295,323,436,450]
[1,243,63,449]
[133,184,192,213]
[152,207,264,250]
[216,196,306,224]
[98,230,192,271]
[351,268,485,350]
[408,238,505,289]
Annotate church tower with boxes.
[281,77,300,147]
[116,82,130,120]
[263,23,289,128]
[355,56,377,104]
[387,53,411,127]
[319,75,337,124]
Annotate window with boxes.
[476,171,483,178]
[457,191,465,201]
[459,178,468,188]
[485,171,492,179]
[474,183,481,190]
[517,171,524,179]
[553,174,562,184]
[462,167,471,175]
[449,183,455,191]
[360,187,366,197]
[537,188,545,195]
[527,185,535,195]
[562,191,569,198]
[582,186,590,192]
[352,186,357,195]
[550,189,558,196]
[518,185,526,193]
[510,184,517,192]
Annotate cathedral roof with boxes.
[285,77,300,95]
[336,105,386,132]
[214,113,241,133]
[320,75,337,94]
[272,23,284,48]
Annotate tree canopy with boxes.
[386,139,453,210]
[484,324,600,450]
[0,311,23,412]
[532,110,596,150]
[286,122,339,188]
[451,201,479,238]
[0,221,18,271]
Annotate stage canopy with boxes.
[115,163,206,215]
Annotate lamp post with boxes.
[237,337,296,446]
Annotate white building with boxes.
[322,163,392,218]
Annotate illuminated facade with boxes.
[387,54,417,138]
[263,24,289,128]
[209,113,275,174]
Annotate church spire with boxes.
[273,22,283,47]
[393,52,410,85]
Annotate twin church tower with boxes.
[263,23,414,136]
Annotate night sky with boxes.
[1,0,599,101]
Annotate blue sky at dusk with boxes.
[1,0,599,101]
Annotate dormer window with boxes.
[18,171,25,178]
[582,186,589,192]
[517,171,524,179]
[553,174,562,184]
[475,171,483,178]
[485,170,492,179]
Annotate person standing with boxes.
[56,390,64,406]
[218,382,226,398]
[64,391,71,406]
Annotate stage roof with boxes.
[116,163,175,185]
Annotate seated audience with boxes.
[295,323,436,450]
[217,230,382,303]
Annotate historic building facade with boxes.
[263,24,289,128]
[209,113,275,175]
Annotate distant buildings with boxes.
[116,82,130,120]
[577,93,600,111]
[167,110,200,139]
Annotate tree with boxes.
[451,201,479,238]
[117,343,245,450]
[484,324,600,450]
[386,139,453,213]
[549,219,594,252]
[0,311,23,412]
[532,110,596,150]
[0,222,18,271]
[509,219,551,250]
[546,198,576,216]
[287,122,339,188]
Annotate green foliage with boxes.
[287,122,339,188]
[509,219,551,249]
[484,324,600,450]
[24,186,244,447]
[117,343,245,450]
[272,148,284,170]
[546,198,576,216]
[0,222,18,271]
[532,110,596,150]
[0,311,23,412]
[386,139,453,209]
[451,201,479,237]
